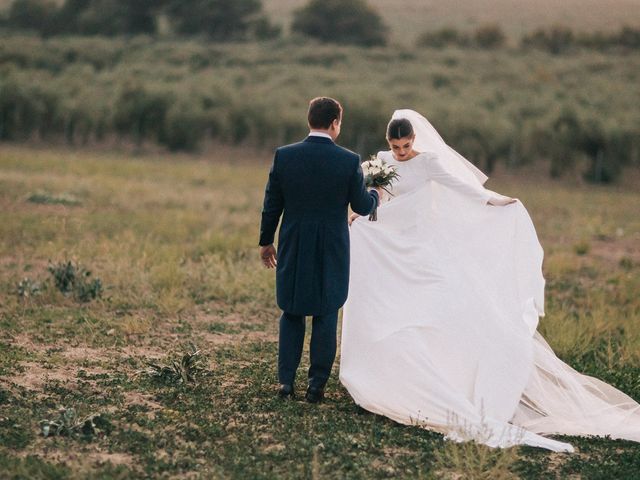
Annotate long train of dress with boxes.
[339,151,640,452]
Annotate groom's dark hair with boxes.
[308,97,342,129]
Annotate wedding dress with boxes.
[339,110,640,453]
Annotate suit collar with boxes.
[303,136,335,144]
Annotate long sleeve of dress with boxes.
[422,152,492,205]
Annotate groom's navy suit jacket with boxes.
[259,136,379,316]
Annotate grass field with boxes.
[1,143,639,478]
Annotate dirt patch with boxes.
[590,233,640,264]
[198,329,273,347]
[89,451,135,467]
[17,447,136,470]
[122,391,163,412]
[3,335,158,394]
[60,346,114,363]
[5,361,74,391]
[192,307,277,347]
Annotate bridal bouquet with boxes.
[362,156,400,221]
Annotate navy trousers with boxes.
[278,311,338,389]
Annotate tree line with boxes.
[2,0,384,45]
[4,0,640,52]
[4,0,281,40]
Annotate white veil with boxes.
[391,109,489,187]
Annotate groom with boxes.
[259,97,380,403]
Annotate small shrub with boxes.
[574,241,591,256]
[48,260,76,293]
[417,27,470,48]
[432,73,452,89]
[521,25,575,54]
[27,191,81,206]
[40,407,106,438]
[47,260,103,302]
[16,277,41,300]
[292,0,388,47]
[208,322,240,334]
[0,415,34,449]
[74,276,103,302]
[137,344,206,384]
[474,24,506,49]
[619,257,634,270]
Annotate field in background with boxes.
[263,0,640,41]
[3,34,639,181]
[1,144,639,478]
[2,0,640,42]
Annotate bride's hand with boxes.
[349,213,360,226]
[488,196,517,206]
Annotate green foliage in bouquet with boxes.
[362,155,400,194]
[361,156,400,221]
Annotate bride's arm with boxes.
[423,153,511,205]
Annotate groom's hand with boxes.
[260,244,277,268]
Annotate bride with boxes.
[340,109,640,453]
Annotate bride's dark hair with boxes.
[387,118,414,140]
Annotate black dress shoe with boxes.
[278,384,294,399]
[305,386,324,404]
